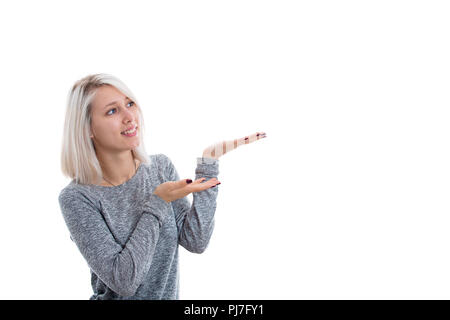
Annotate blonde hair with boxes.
[60,73,152,185]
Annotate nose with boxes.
[122,106,137,123]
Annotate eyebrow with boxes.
[104,97,131,109]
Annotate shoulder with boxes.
[58,185,83,219]
[152,153,171,163]
[146,153,177,181]
[58,183,79,204]
[148,153,174,170]
[58,182,98,212]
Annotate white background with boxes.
[0,0,449,299]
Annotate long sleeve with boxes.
[58,188,171,297]
[159,154,219,254]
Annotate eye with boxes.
[106,101,135,115]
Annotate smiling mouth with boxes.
[121,126,138,135]
[121,126,138,137]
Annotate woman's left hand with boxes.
[202,131,267,160]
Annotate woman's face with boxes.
[89,85,140,153]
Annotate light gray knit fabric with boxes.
[58,154,219,300]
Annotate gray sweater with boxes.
[58,154,219,300]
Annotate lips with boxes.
[121,125,137,134]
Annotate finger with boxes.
[244,132,267,144]
[185,177,215,188]
[201,179,221,190]
[198,177,218,186]
[188,178,220,192]
[191,177,210,184]
[181,178,203,190]
[202,131,267,159]
[256,131,267,139]
[171,179,193,190]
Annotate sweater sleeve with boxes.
[58,187,171,297]
[159,154,219,254]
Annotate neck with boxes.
[97,150,137,185]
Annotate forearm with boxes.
[60,191,171,297]
[106,193,170,296]
[176,157,219,253]
[202,132,266,159]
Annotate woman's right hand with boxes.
[153,177,221,203]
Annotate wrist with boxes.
[202,153,218,160]
[197,157,219,165]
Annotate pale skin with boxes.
[89,85,267,202]
[202,132,267,160]
[90,85,142,186]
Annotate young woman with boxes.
[58,73,266,300]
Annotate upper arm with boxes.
[58,189,123,282]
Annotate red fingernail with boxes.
[245,137,248,140]
[186,179,192,184]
